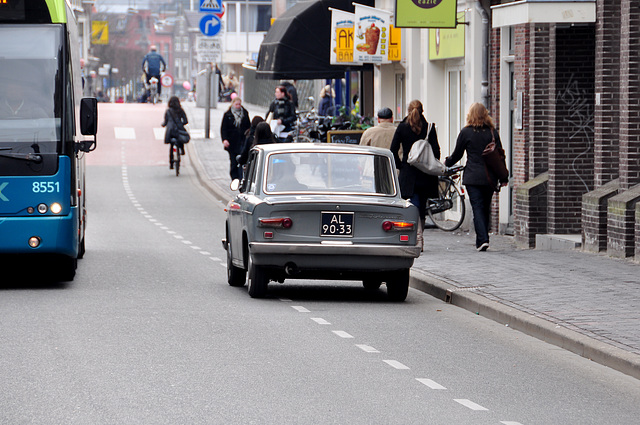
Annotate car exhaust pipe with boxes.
[285,262,299,276]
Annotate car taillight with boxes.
[382,221,415,232]
[259,217,293,229]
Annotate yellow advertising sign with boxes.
[335,27,354,63]
[388,25,402,61]
[91,21,109,45]
[429,12,465,60]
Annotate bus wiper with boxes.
[0,150,43,163]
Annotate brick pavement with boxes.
[182,101,640,380]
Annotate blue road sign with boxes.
[199,15,222,37]
[199,0,222,13]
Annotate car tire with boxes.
[247,254,268,298]
[386,269,410,302]
[227,241,246,287]
[363,279,382,290]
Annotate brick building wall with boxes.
[619,0,640,190]
[548,25,596,234]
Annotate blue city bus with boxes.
[0,0,98,281]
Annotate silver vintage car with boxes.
[222,143,421,301]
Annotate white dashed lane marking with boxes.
[311,318,331,325]
[291,306,310,313]
[454,399,488,411]
[332,330,354,339]
[355,344,380,353]
[416,378,446,390]
[383,360,410,370]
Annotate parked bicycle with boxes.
[426,165,466,231]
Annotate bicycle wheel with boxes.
[175,148,180,176]
[427,178,465,231]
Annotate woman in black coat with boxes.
[161,96,188,167]
[390,100,440,249]
[266,85,296,137]
[445,102,508,251]
[220,97,251,180]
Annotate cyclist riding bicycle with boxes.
[161,96,188,169]
[142,45,166,100]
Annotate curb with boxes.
[186,138,640,381]
[410,269,640,381]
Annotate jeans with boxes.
[466,185,494,248]
[409,193,427,221]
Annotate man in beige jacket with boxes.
[360,107,396,150]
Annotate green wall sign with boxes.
[395,0,457,28]
[429,12,465,60]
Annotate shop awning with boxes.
[491,0,596,28]
[256,0,374,80]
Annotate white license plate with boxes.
[321,212,354,237]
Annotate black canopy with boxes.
[256,0,374,80]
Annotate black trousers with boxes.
[466,184,495,248]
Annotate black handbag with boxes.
[482,129,508,191]
[170,112,190,144]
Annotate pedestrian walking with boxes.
[266,85,296,139]
[445,102,508,251]
[390,100,440,251]
[220,97,251,180]
[360,107,396,150]
[237,115,264,166]
[318,85,335,117]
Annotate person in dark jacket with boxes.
[445,102,508,251]
[238,115,264,166]
[141,45,166,95]
[266,86,296,138]
[390,99,440,251]
[220,97,251,180]
[161,96,188,168]
[317,85,335,117]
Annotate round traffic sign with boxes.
[161,73,173,87]
[200,14,222,37]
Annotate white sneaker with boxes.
[477,242,489,252]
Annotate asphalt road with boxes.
[1,103,639,424]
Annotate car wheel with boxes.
[386,269,410,302]
[227,241,246,287]
[247,254,268,298]
[362,279,382,290]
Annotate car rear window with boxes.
[264,151,396,195]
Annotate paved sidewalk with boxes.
[182,101,640,380]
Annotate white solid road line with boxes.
[114,127,136,139]
[416,378,446,390]
[454,399,488,411]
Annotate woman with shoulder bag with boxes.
[221,97,251,180]
[445,102,508,252]
[390,100,441,251]
[161,96,188,169]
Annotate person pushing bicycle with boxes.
[142,45,166,99]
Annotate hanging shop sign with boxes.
[395,0,457,29]
[353,4,392,64]
[428,12,465,60]
[329,8,359,65]
[388,24,402,61]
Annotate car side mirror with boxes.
[77,98,98,153]
[230,179,240,191]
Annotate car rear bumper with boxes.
[250,241,421,258]
[248,241,420,271]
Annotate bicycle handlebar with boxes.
[444,165,465,175]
